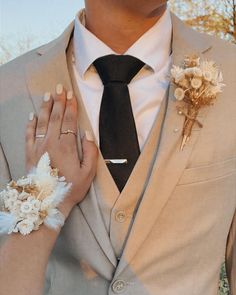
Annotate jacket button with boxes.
[112,279,127,293]
[115,211,126,223]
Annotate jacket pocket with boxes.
[178,157,236,185]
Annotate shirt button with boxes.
[115,211,126,223]
[112,279,127,293]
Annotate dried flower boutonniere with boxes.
[171,55,225,150]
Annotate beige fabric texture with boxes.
[0,13,235,295]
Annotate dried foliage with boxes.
[0,36,36,65]
[169,0,236,43]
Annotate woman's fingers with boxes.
[35,92,53,143]
[80,131,98,179]
[25,112,37,171]
[60,91,78,145]
[47,84,67,141]
[25,112,37,148]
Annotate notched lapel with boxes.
[66,41,118,267]
[115,14,214,276]
[25,24,117,268]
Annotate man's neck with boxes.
[84,3,167,54]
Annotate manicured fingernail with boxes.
[43,92,51,102]
[56,83,63,95]
[67,90,73,100]
[85,130,94,142]
[29,112,34,121]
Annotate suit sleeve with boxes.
[226,210,236,295]
[0,142,11,190]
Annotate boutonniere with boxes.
[171,55,225,151]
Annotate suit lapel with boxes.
[115,13,214,276]
[25,23,117,267]
[24,22,75,115]
[66,41,118,267]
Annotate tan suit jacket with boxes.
[0,13,235,295]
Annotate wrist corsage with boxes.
[0,152,72,235]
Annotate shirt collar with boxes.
[73,8,172,78]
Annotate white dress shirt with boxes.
[72,9,172,150]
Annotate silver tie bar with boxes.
[105,159,128,164]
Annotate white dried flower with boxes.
[195,57,200,67]
[209,84,225,96]
[4,189,18,201]
[11,200,23,214]
[184,55,200,67]
[212,71,224,86]
[184,68,194,76]
[174,88,185,101]
[31,199,41,212]
[16,176,32,187]
[191,78,202,89]
[41,197,54,211]
[18,191,30,201]
[27,212,40,223]
[192,67,202,77]
[203,71,213,82]
[20,201,33,214]
[4,198,17,211]
[171,65,185,83]
[17,219,35,235]
[200,60,219,82]
[218,71,224,83]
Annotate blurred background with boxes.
[0,0,235,65]
[0,0,84,64]
[0,1,235,294]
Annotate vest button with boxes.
[115,211,126,223]
[112,279,127,293]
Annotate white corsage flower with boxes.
[191,78,202,89]
[174,88,185,101]
[0,152,72,235]
[17,219,35,236]
[20,201,33,214]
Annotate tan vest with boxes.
[67,41,168,257]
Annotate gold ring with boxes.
[61,129,77,136]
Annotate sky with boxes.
[0,0,85,61]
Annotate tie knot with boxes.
[93,54,145,85]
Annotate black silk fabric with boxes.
[93,55,145,192]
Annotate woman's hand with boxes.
[25,84,98,217]
[0,85,98,295]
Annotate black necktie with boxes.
[93,54,145,192]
